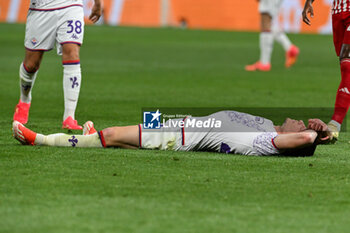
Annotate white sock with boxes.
[329,120,341,132]
[259,32,274,65]
[19,63,38,103]
[35,132,103,147]
[63,63,81,120]
[273,30,292,51]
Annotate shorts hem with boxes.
[29,4,83,12]
[25,46,52,52]
[138,124,142,148]
[60,41,82,46]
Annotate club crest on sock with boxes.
[70,77,79,88]
[68,135,78,147]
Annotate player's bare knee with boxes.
[62,44,80,61]
[102,127,114,146]
[23,55,42,72]
[102,127,121,147]
[23,60,40,73]
[23,50,43,72]
[63,50,80,60]
[260,13,272,32]
[339,44,350,61]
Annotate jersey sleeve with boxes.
[252,132,280,155]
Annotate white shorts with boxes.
[259,0,283,18]
[24,5,84,53]
[139,121,183,151]
[140,115,219,152]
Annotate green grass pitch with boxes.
[1,23,350,233]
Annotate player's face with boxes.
[281,118,307,132]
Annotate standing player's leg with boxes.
[14,9,56,124]
[13,50,44,124]
[273,0,300,68]
[57,6,86,130]
[245,13,273,72]
[272,26,299,68]
[259,13,273,69]
[329,44,350,138]
[328,13,350,140]
[61,43,83,130]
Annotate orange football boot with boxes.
[83,121,97,135]
[13,121,37,145]
[245,61,271,72]
[285,45,300,68]
[13,100,31,124]
[62,116,83,130]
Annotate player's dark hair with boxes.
[281,144,317,157]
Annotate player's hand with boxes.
[308,119,331,144]
[302,0,314,26]
[308,119,327,131]
[89,3,102,23]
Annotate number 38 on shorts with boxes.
[67,20,83,34]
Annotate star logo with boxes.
[150,109,161,122]
[143,110,162,129]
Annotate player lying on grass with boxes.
[13,111,331,156]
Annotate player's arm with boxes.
[302,0,315,26]
[274,118,331,149]
[273,130,318,149]
[89,0,102,23]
